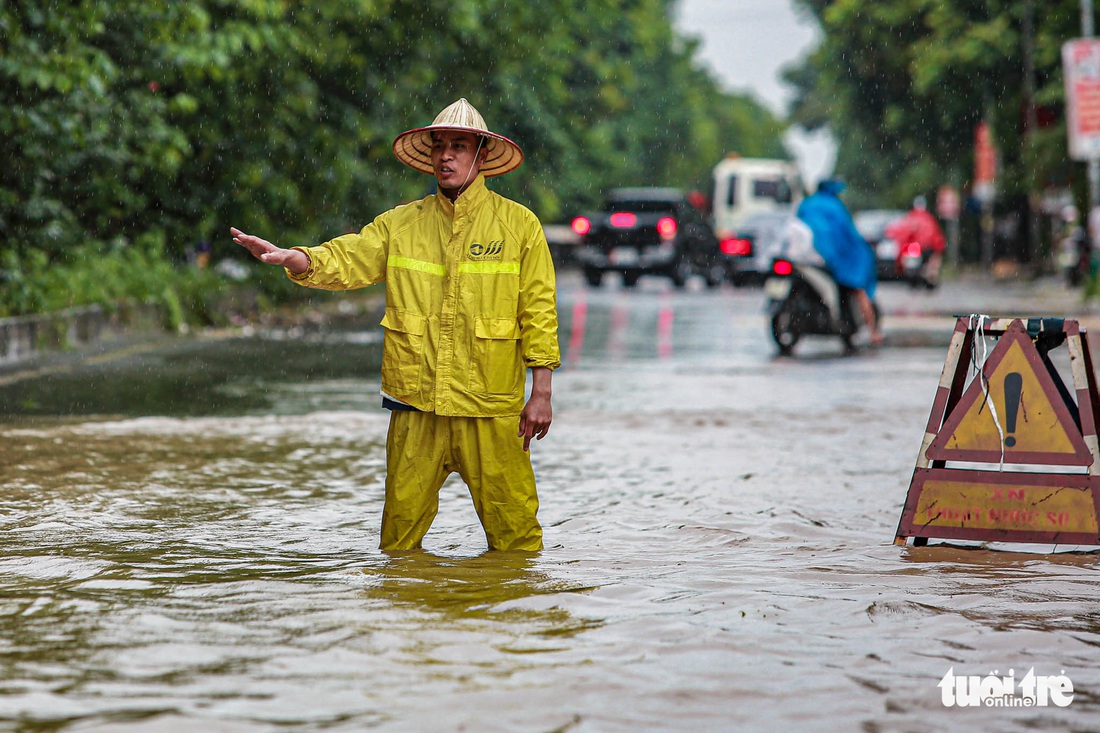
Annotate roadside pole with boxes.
[974,120,997,270]
[936,183,961,269]
[1022,0,1042,269]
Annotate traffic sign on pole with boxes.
[1063,38,1100,160]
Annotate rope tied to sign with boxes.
[968,314,1006,470]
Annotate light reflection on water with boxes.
[2,286,1100,731]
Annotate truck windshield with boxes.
[752,179,792,203]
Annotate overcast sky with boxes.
[673,0,835,184]
[673,0,820,114]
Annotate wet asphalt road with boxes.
[2,270,1099,731]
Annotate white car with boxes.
[719,211,797,286]
[854,209,907,280]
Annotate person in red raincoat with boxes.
[886,196,945,287]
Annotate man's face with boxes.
[431,131,485,193]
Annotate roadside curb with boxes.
[0,304,166,370]
[0,293,387,387]
[875,274,1100,348]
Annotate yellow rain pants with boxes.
[381,410,542,552]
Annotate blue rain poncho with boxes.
[796,181,877,297]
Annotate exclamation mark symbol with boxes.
[1003,372,1022,448]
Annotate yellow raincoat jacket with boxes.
[288,175,561,417]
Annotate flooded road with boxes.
[2,273,1099,731]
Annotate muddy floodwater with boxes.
[1,279,1099,732]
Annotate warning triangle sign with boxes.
[927,321,1093,466]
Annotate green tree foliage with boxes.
[1,0,787,275]
[787,0,1079,213]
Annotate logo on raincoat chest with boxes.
[468,240,505,261]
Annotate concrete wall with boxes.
[0,304,165,367]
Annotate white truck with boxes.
[710,155,803,237]
[709,155,805,284]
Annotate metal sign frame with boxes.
[925,323,1093,465]
[894,317,1100,547]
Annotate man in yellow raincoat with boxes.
[231,98,560,552]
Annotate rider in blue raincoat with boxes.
[796,179,883,344]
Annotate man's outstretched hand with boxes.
[230,227,309,274]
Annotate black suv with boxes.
[571,188,722,288]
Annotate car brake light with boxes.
[720,237,752,256]
[772,259,794,276]
[571,216,591,236]
[902,242,923,257]
[657,216,677,241]
[609,212,637,228]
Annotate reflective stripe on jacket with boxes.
[287,175,560,417]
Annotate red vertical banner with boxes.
[1064,38,1100,160]
[973,122,996,204]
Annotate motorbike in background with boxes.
[764,257,872,356]
[884,203,943,290]
[897,240,937,290]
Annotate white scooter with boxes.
[763,225,874,355]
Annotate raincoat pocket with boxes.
[380,309,426,394]
[471,317,521,395]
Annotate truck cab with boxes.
[710,155,803,238]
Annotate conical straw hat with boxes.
[392,98,524,178]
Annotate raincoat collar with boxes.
[435,174,489,216]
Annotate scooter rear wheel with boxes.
[771,308,800,356]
